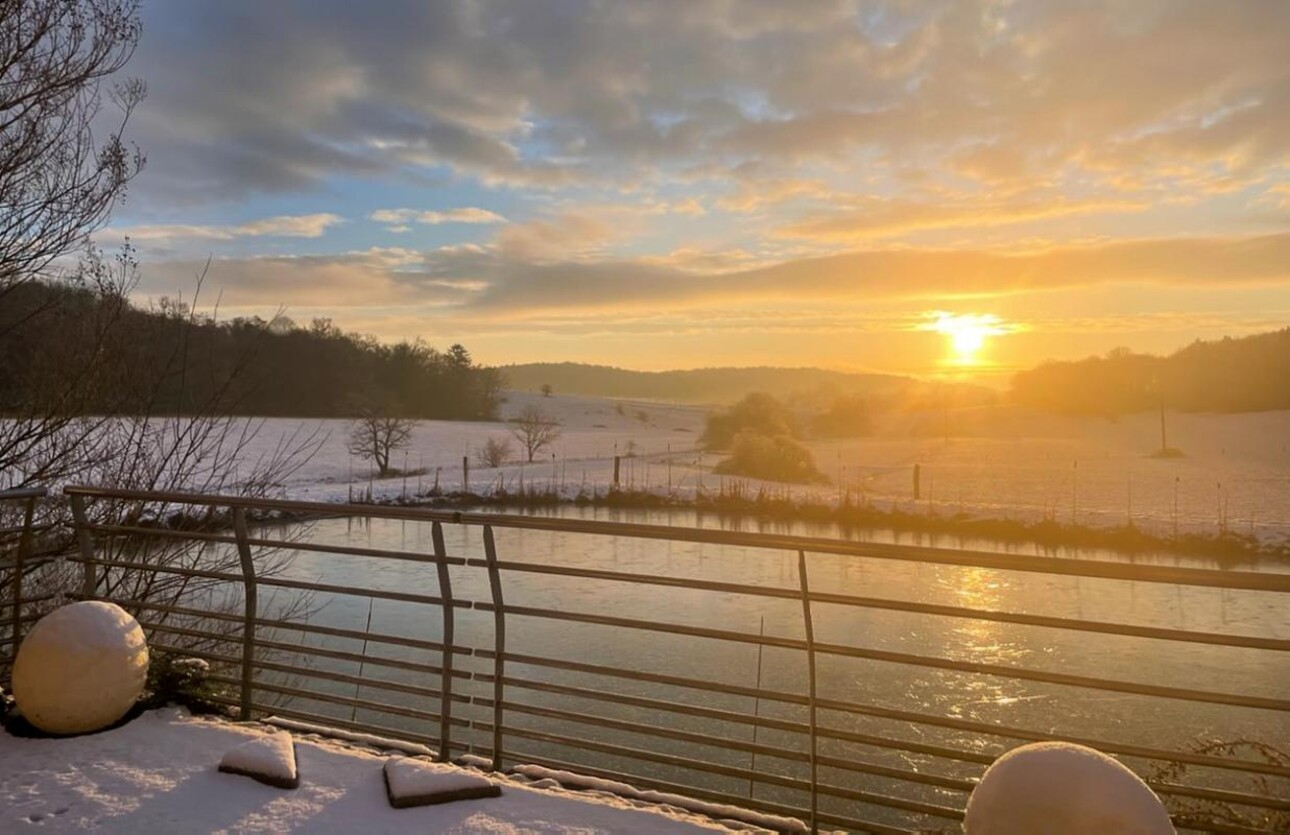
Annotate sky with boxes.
[97,0,1290,378]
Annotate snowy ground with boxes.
[0,708,768,833]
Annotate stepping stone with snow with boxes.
[218,732,300,789]
[383,756,501,809]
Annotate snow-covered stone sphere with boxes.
[12,601,149,735]
[965,742,1174,835]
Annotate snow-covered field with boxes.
[11,391,1288,544]
[229,392,1290,544]
[263,391,709,504]
[0,708,768,833]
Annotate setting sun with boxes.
[926,313,1010,364]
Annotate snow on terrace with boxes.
[0,708,771,833]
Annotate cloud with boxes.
[410,229,1290,320]
[109,214,343,242]
[124,1,1290,209]
[775,195,1149,242]
[490,209,626,262]
[370,207,507,228]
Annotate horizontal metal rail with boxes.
[84,522,469,566]
[489,602,1290,711]
[256,575,449,607]
[469,557,1289,651]
[478,652,1288,778]
[0,522,56,538]
[254,614,457,657]
[205,672,471,729]
[478,673,1290,814]
[493,720,965,820]
[62,485,1290,591]
[203,693,446,752]
[478,673,976,791]
[67,555,242,582]
[0,487,48,500]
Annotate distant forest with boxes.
[0,282,503,420]
[503,362,928,404]
[1011,327,1290,415]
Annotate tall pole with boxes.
[1159,395,1168,453]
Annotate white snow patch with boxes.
[219,732,298,786]
[384,756,497,801]
[0,708,746,832]
[510,765,807,834]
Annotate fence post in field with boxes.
[797,549,819,835]
[482,524,506,770]
[463,456,470,494]
[233,507,258,721]
[69,493,97,599]
[431,521,455,760]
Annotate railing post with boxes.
[233,508,258,721]
[430,521,455,761]
[10,496,36,649]
[482,524,506,770]
[69,494,97,599]
[797,550,818,835]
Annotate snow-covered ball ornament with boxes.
[965,742,1174,834]
[12,601,149,735]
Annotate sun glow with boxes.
[925,312,1011,365]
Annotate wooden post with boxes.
[482,525,506,770]
[612,456,621,488]
[462,456,470,494]
[913,464,921,500]
[69,494,97,599]
[233,507,258,721]
[430,522,455,760]
[797,550,818,835]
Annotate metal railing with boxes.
[48,485,1290,834]
[0,486,57,670]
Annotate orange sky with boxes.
[100,2,1290,377]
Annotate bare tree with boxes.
[0,0,145,302]
[510,405,561,463]
[540,383,553,398]
[1,0,145,490]
[0,2,328,691]
[348,415,416,477]
[476,436,512,469]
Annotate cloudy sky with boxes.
[100,0,1290,376]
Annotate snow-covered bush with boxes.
[144,653,223,714]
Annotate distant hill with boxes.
[1011,327,1290,415]
[500,362,963,406]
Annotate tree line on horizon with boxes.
[0,278,504,421]
[1010,327,1290,416]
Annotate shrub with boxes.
[714,431,824,484]
[476,436,512,468]
[143,653,223,714]
[701,392,798,451]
